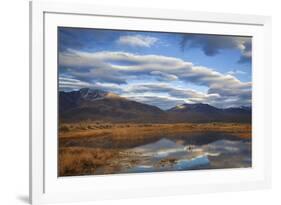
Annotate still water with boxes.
[121,137,251,173]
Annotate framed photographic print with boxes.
[30,1,272,204]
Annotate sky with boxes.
[58,27,252,110]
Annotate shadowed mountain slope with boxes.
[59,88,166,122]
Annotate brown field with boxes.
[59,122,251,176]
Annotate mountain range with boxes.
[59,88,251,123]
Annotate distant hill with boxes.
[59,88,166,123]
[59,88,251,123]
[167,103,251,123]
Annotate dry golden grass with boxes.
[59,147,120,176]
[59,122,251,139]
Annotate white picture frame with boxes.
[30,1,272,204]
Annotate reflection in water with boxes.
[175,156,210,170]
[121,137,251,173]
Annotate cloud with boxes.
[59,49,251,108]
[125,83,215,99]
[237,39,252,63]
[150,71,178,81]
[123,83,223,109]
[59,76,123,93]
[122,95,186,110]
[181,34,252,63]
[227,70,246,75]
[116,35,158,47]
[59,77,92,91]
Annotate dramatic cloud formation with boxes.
[59,49,251,109]
[181,34,252,63]
[58,28,252,109]
[116,35,158,47]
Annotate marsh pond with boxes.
[59,123,252,176]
